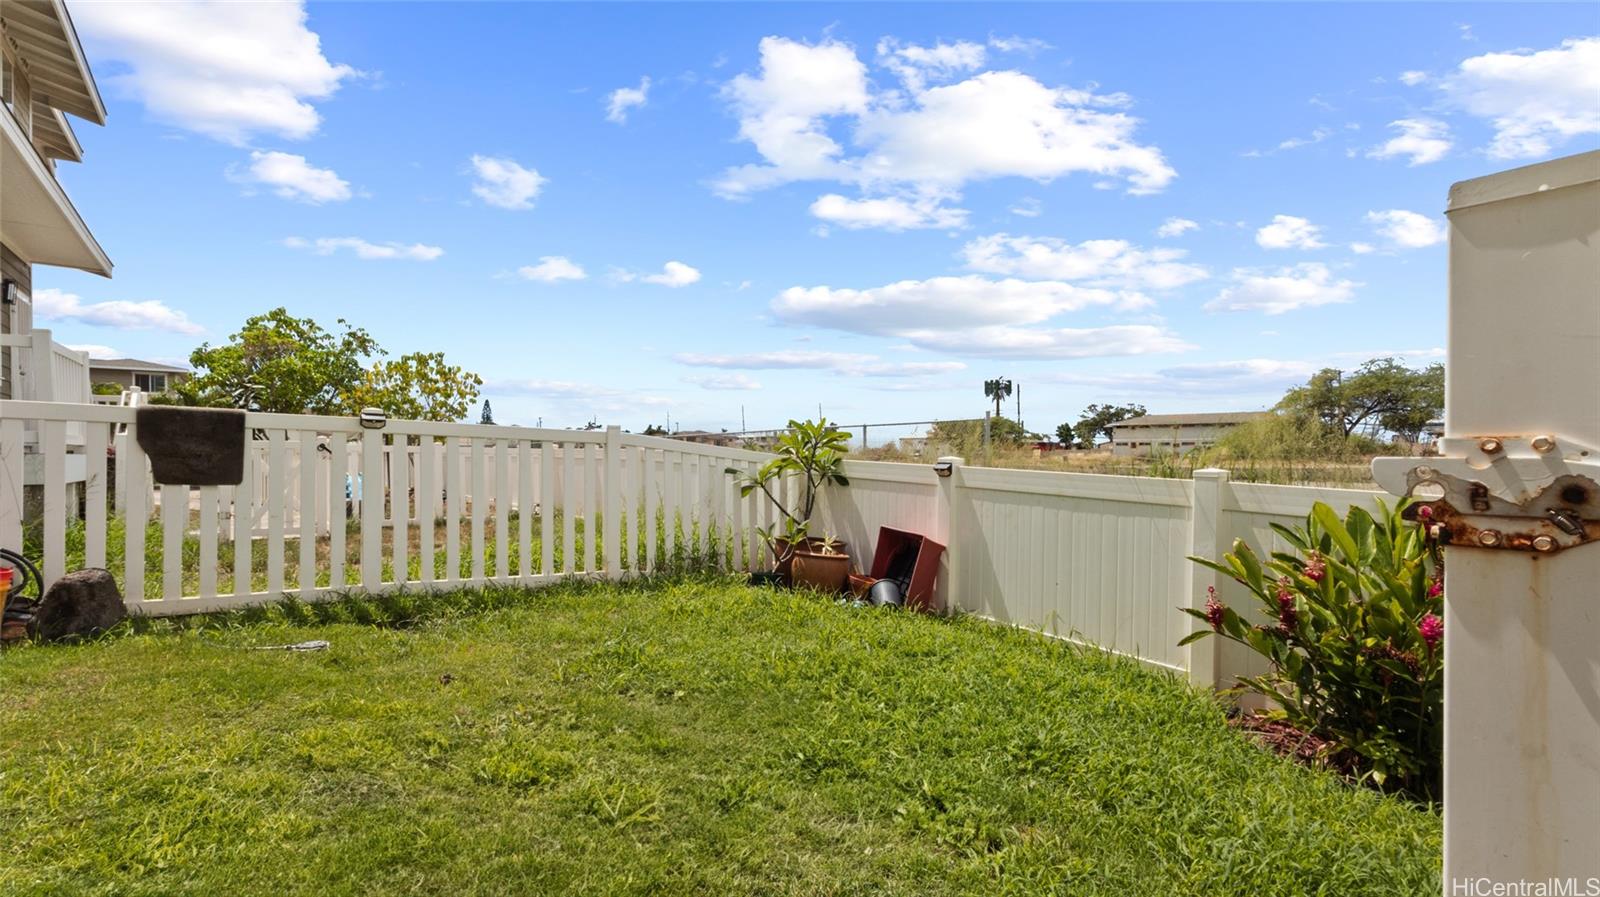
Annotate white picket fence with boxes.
[1,400,1396,688]
[0,401,777,615]
[819,457,1390,687]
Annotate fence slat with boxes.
[41,421,66,588]
[122,422,147,602]
[199,485,219,599]
[663,451,678,564]
[233,436,255,597]
[470,438,486,583]
[518,441,534,579]
[604,428,621,577]
[495,439,510,580]
[329,438,348,590]
[161,483,183,601]
[300,434,317,596]
[562,443,576,574]
[418,437,436,585]
[84,421,108,569]
[266,430,287,595]
[710,454,727,570]
[445,438,461,583]
[540,441,554,576]
[390,441,408,585]
[730,460,745,573]
[639,446,654,573]
[361,430,383,589]
[0,419,22,556]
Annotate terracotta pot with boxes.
[789,549,850,593]
[772,537,848,579]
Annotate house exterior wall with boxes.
[88,367,189,393]
[1,240,32,401]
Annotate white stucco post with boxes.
[934,456,963,615]
[1375,151,1600,889]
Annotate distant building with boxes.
[89,357,189,395]
[899,435,929,456]
[667,429,742,448]
[1109,412,1266,457]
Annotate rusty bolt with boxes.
[1477,529,1503,547]
[1478,437,1503,455]
[1532,534,1557,553]
[1531,435,1557,454]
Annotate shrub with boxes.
[1183,500,1443,799]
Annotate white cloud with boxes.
[1276,126,1333,151]
[715,37,1174,203]
[606,77,651,124]
[64,344,123,360]
[876,38,987,91]
[518,256,588,282]
[674,349,966,377]
[1368,118,1453,165]
[962,233,1208,290]
[283,236,443,261]
[1398,70,1429,86]
[1255,215,1327,250]
[906,324,1192,359]
[34,288,203,335]
[809,193,968,231]
[1009,197,1043,218]
[1156,217,1198,238]
[469,155,546,210]
[767,274,1181,360]
[74,1,356,144]
[1205,263,1359,315]
[483,378,673,419]
[233,150,351,203]
[1365,209,1447,249]
[1350,242,1376,255]
[615,261,703,287]
[1442,37,1600,159]
[987,35,1052,55]
[685,373,762,391]
[1044,358,1317,395]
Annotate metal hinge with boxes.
[1372,433,1600,554]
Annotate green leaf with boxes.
[1312,502,1359,561]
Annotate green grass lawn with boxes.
[0,579,1440,896]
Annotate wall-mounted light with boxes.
[359,407,388,430]
[1,280,15,306]
[933,461,954,478]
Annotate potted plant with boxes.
[788,534,850,592]
[728,418,851,583]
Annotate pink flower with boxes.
[1419,614,1444,651]
[1204,586,1227,631]
[1276,581,1298,632]
[1427,578,1443,600]
[1303,552,1326,583]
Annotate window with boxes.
[134,373,167,393]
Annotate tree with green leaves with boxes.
[178,308,482,422]
[1054,421,1077,448]
[179,308,379,414]
[344,352,484,423]
[1279,357,1442,441]
[1071,403,1147,448]
[479,399,495,425]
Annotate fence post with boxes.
[25,328,53,402]
[604,426,622,578]
[935,456,963,614]
[1370,151,1600,885]
[1186,467,1229,689]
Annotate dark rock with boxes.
[32,569,126,641]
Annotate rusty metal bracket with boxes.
[1373,433,1600,554]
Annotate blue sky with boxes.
[36,2,1600,438]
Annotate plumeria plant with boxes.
[1183,499,1443,799]
[727,418,851,570]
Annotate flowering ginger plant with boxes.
[1183,500,1443,799]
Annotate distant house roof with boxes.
[1111,412,1267,430]
[89,357,189,374]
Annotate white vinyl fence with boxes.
[0,401,776,616]
[2,400,1394,688]
[820,457,1390,687]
